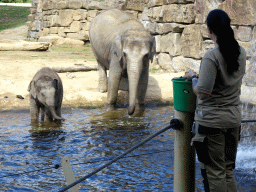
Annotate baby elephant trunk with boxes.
[49,106,64,121]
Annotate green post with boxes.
[171,77,196,192]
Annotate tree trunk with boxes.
[0,40,50,51]
[52,65,98,73]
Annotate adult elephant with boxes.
[89,9,156,115]
[28,67,64,122]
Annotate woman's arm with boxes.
[192,77,210,100]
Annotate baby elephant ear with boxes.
[53,79,59,90]
[27,81,37,98]
[113,34,123,61]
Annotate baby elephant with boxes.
[28,67,64,122]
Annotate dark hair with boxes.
[207,9,240,74]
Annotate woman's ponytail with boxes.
[207,9,240,75]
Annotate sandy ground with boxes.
[0,25,183,111]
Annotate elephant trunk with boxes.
[49,106,64,120]
[127,63,142,116]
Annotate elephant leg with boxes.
[40,106,45,122]
[44,107,53,122]
[56,105,62,117]
[137,70,149,111]
[106,63,122,110]
[30,98,39,121]
[98,61,108,93]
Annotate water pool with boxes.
[0,106,255,191]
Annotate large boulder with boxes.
[194,0,221,24]
[180,24,203,59]
[219,0,256,25]
[160,4,195,24]
[243,41,256,87]
[38,36,85,47]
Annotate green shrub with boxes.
[0,6,30,31]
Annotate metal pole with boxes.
[174,111,195,192]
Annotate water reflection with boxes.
[29,121,64,137]
[0,106,255,191]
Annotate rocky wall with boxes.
[27,0,256,74]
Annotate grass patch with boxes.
[0,6,30,31]
[0,44,97,62]
[149,68,158,73]
[49,45,96,61]
[50,46,91,53]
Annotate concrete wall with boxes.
[27,0,256,73]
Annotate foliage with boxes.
[0,6,30,31]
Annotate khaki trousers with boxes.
[192,123,240,192]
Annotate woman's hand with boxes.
[183,69,198,81]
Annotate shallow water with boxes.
[0,106,255,191]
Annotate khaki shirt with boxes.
[194,45,246,128]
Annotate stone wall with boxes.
[27,0,256,73]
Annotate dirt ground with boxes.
[0,25,183,111]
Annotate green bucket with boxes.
[171,77,196,112]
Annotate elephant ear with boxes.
[113,34,124,61]
[149,36,156,63]
[27,81,37,98]
[53,79,59,90]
